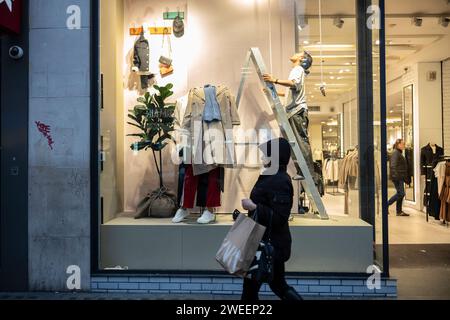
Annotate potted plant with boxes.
[127,84,177,219]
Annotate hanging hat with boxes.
[173,15,184,38]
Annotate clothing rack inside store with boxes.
[428,155,450,227]
[323,152,343,196]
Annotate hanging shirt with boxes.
[434,161,447,196]
[285,65,308,118]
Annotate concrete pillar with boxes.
[28,0,91,291]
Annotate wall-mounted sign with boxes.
[0,0,21,34]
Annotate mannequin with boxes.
[420,142,444,215]
[430,142,437,154]
[172,95,220,224]
[262,51,318,185]
[172,85,240,224]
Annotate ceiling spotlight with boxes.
[412,17,423,27]
[438,16,450,27]
[333,17,345,29]
[298,16,308,30]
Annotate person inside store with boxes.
[388,138,410,216]
[240,138,302,301]
[262,51,317,185]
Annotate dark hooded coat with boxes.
[248,138,294,262]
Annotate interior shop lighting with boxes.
[412,17,423,27]
[438,16,449,27]
[333,17,345,29]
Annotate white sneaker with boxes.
[172,208,190,223]
[197,210,216,224]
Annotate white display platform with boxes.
[100,214,373,273]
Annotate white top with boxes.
[434,161,447,196]
[285,66,307,118]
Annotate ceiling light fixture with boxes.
[333,17,344,29]
[412,17,423,27]
[438,16,450,27]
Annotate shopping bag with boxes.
[246,210,274,284]
[215,213,266,277]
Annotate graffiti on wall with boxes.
[35,121,54,150]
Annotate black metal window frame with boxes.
[90,0,389,277]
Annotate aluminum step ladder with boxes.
[236,47,328,220]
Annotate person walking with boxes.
[241,138,302,301]
[388,139,410,216]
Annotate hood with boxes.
[259,138,291,168]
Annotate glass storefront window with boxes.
[96,0,383,274]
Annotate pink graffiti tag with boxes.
[35,121,54,150]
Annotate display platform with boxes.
[101,213,373,273]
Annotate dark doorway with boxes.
[0,1,29,291]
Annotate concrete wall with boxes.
[28,0,91,291]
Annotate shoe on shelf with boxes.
[172,208,190,223]
[396,212,410,217]
[197,210,216,224]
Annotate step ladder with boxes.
[236,48,328,220]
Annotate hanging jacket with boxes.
[248,138,294,263]
[132,34,150,72]
[181,85,241,176]
[420,144,444,175]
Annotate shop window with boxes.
[96,0,377,273]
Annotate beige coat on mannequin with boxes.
[181,85,241,176]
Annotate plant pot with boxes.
[135,187,177,219]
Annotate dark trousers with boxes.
[241,259,296,301]
[289,109,317,183]
[388,180,405,213]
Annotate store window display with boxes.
[173,85,241,224]
[97,0,376,273]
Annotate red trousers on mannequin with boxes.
[182,165,221,209]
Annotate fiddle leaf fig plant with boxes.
[127,84,176,188]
